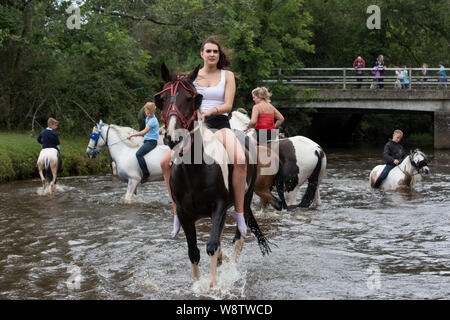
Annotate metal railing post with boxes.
[343,68,346,89]
[409,67,412,89]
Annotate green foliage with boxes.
[0,0,445,159]
[0,132,111,182]
[301,0,449,67]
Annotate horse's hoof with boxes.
[287,205,298,211]
[273,200,283,211]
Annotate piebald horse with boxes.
[155,63,270,287]
[369,149,430,191]
[37,148,61,194]
[85,121,169,201]
[230,110,326,210]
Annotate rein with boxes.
[395,154,422,180]
[156,77,197,130]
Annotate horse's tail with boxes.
[43,156,53,182]
[299,148,324,208]
[246,211,272,256]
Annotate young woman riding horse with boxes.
[154,62,271,287]
[160,37,247,238]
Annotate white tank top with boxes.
[193,69,227,116]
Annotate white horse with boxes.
[86,121,169,201]
[37,148,61,194]
[229,110,327,210]
[369,149,430,191]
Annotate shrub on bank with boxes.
[0,132,112,183]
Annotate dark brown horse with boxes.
[154,63,270,287]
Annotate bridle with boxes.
[156,76,198,131]
[396,152,428,178]
[87,122,110,155]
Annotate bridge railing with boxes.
[266,68,449,89]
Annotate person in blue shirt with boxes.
[437,62,447,88]
[37,117,62,169]
[127,102,159,184]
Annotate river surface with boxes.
[0,148,449,300]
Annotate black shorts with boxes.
[204,115,230,130]
[255,129,277,145]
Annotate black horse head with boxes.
[154,63,203,149]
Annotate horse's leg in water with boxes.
[50,161,58,192]
[180,212,200,281]
[285,185,300,210]
[125,178,139,201]
[207,201,226,288]
[38,164,45,190]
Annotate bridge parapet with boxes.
[295,89,450,101]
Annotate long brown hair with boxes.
[201,36,230,70]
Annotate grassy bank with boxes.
[0,132,112,183]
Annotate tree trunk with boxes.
[14,1,34,73]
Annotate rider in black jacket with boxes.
[373,130,406,188]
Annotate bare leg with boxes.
[215,129,247,236]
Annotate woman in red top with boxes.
[246,87,285,144]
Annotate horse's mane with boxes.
[109,124,143,148]
[231,110,250,125]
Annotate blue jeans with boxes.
[373,164,395,188]
[136,140,157,177]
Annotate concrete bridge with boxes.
[275,89,450,149]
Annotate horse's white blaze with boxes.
[167,116,177,143]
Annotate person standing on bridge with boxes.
[353,56,365,88]
[437,62,447,89]
[372,129,406,189]
[374,55,386,89]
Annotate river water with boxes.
[0,148,449,300]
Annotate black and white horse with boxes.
[230,110,327,210]
[155,63,270,287]
[370,149,430,190]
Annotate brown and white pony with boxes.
[230,110,326,210]
[154,63,271,288]
[369,149,430,191]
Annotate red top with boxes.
[255,113,275,130]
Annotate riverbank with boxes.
[0,132,112,183]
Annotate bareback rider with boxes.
[372,129,406,188]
